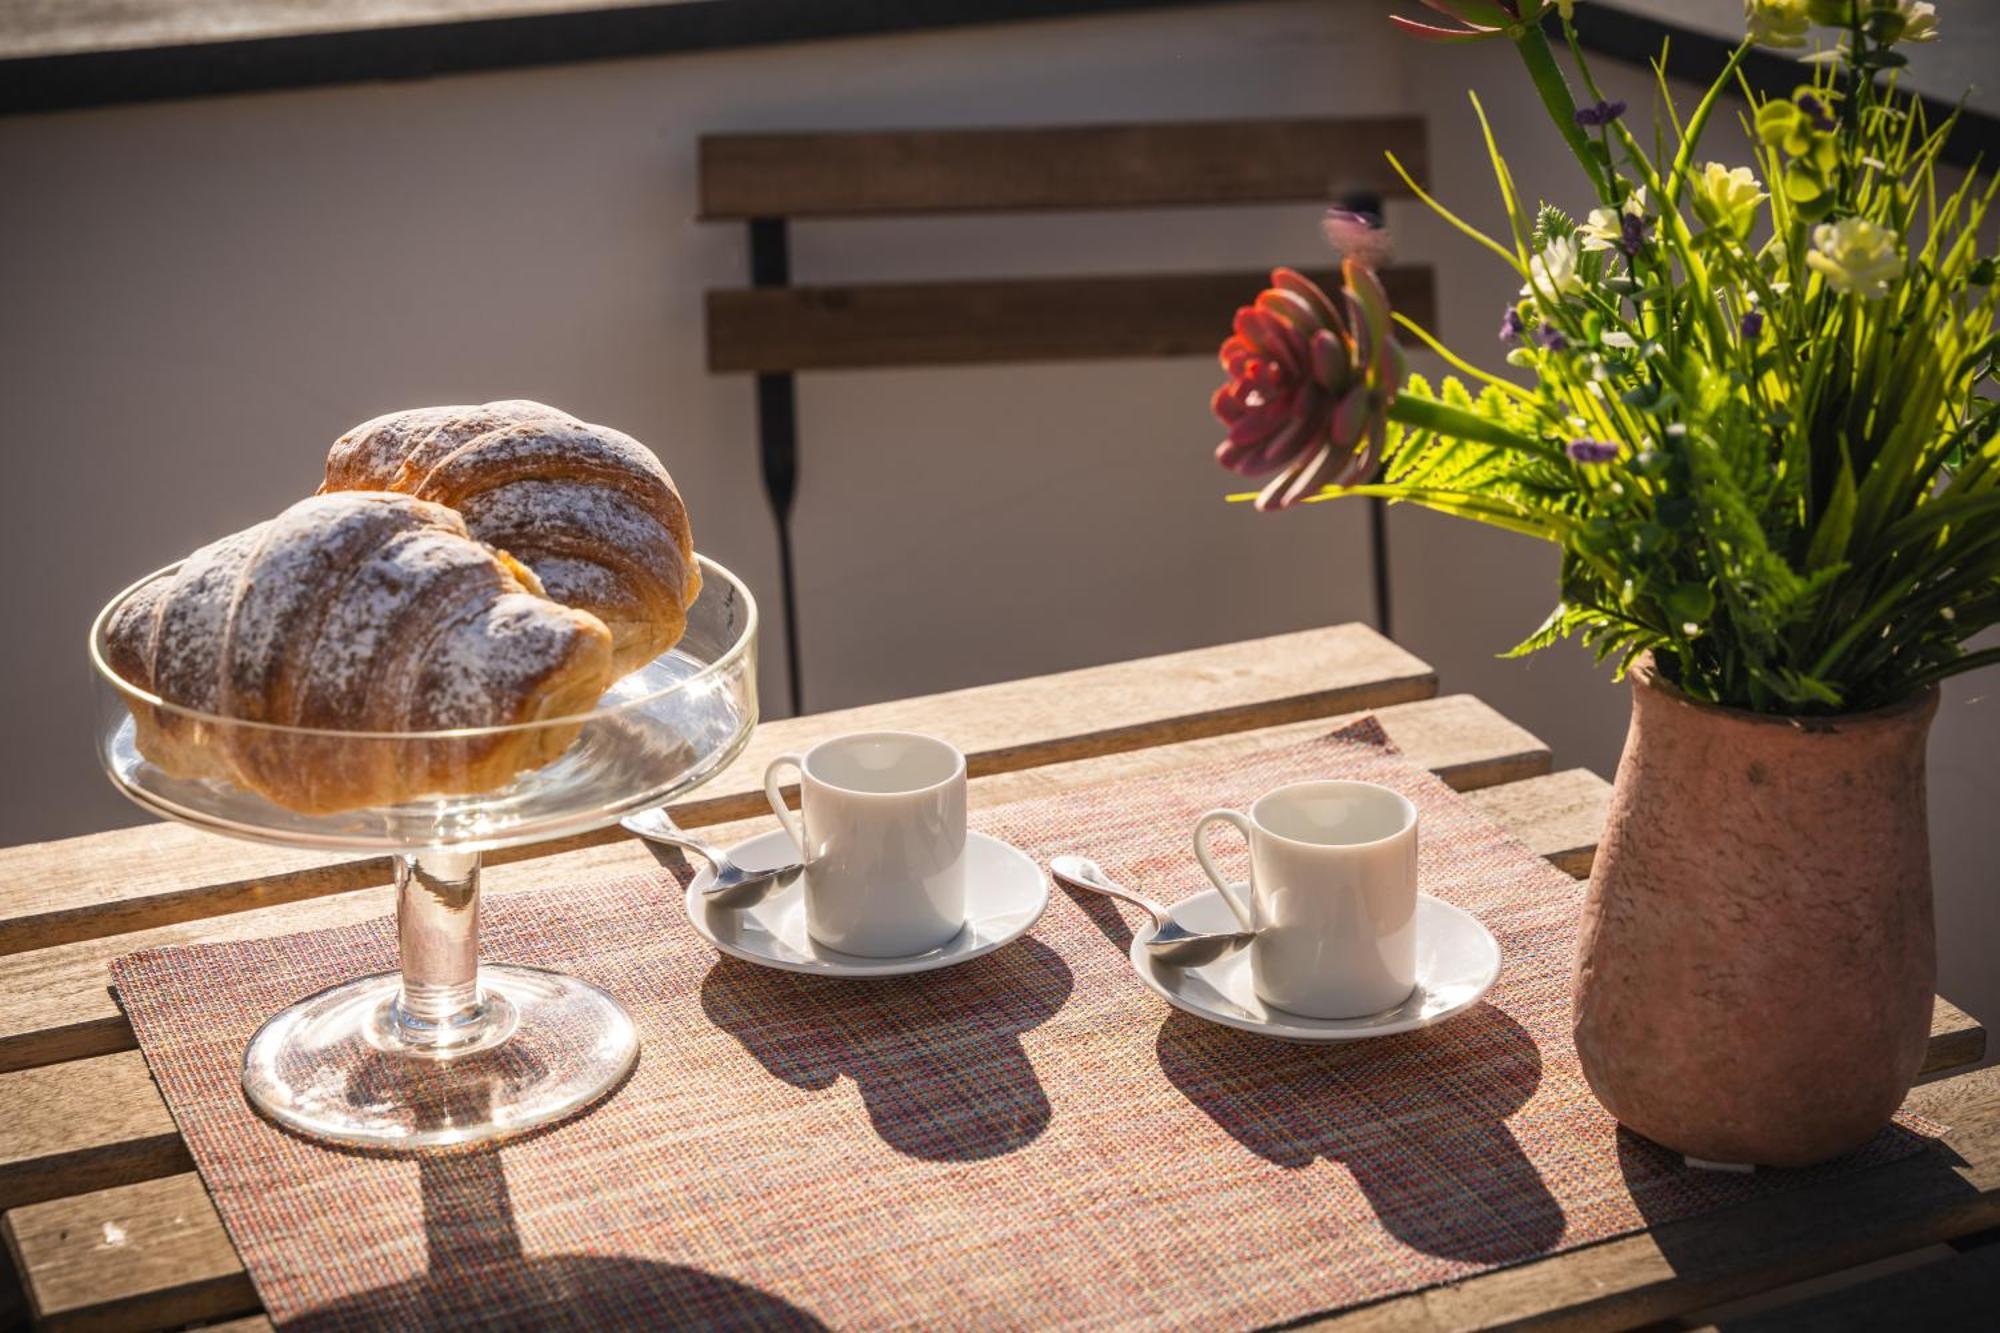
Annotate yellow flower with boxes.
[1692,163,1768,238]
[1745,0,1811,48]
[1806,218,1904,299]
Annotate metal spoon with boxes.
[622,807,803,908]
[1049,854,1254,968]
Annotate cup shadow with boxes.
[1062,873,1562,1264]
[699,937,1074,1162]
[1155,1004,1562,1266]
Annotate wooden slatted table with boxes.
[0,626,1989,1331]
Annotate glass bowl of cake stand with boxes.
[88,555,757,1151]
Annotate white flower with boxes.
[1602,330,1639,350]
[1745,0,1810,48]
[1891,1,1939,44]
[1523,234,1583,298]
[1806,218,1904,299]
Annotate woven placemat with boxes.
[112,719,1938,1330]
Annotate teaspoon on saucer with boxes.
[1049,854,1253,968]
[623,807,802,908]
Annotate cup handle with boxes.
[763,753,807,854]
[1192,809,1257,933]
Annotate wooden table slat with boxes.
[1683,1240,2000,1332]
[0,624,1432,960]
[0,1054,192,1213]
[1462,768,1608,880]
[3,1174,252,1333]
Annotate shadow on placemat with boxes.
[279,1054,820,1330]
[1061,865,1562,1265]
[289,1148,824,1331]
[1157,1006,1562,1266]
[698,937,1075,1162]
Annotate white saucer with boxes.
[684,829,1049,978]
[1129,887,1501,1042]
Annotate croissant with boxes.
[104,492,615,813]
[322,400,699,677]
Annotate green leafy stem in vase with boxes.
[1214,0,1998,713]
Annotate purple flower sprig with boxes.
[1740,309,1764,341]
[1619,211,1648,258]
[1567,437,1619,464]
[1575,99,1627,128]
[1535,324,1569,352]
[1499,305,1527,343]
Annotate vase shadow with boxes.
[698,937,1074,1162]
[1612,1117,1976,1325]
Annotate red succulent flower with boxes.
[1212,260,1407,511]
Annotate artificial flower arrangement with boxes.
[1215,0,1995,715]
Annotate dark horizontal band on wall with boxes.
[706,266,1437,373]
[0,0,1253,116]
[6,2,1994,172]
[700,118,1428,219]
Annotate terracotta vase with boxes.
[1572,656,1938,1167]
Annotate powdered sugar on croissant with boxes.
[105,492,615,812]
[323,401,699,676]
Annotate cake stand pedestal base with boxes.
[243,963,639,1151]
[241,850,637,1151]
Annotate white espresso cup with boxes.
[763,732,968,957]
[1193,780,1419,1019]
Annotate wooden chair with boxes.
[697,117,1435,714]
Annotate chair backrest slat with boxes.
[696,116,1434,708]
[699,117,1427,220]
[706,267,1436,374]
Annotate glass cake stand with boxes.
[89,555,757,1150]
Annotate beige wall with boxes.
[2,1,1991,1025]
[1613,0,1998,115]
